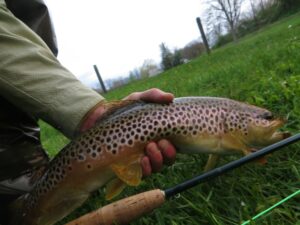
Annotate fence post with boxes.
[196,17,210,55]
[93,65,107,93]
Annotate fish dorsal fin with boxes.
[105,178,127,200]
[110,159,142,187]
[94,100,145,125]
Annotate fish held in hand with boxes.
[11,97,289,225]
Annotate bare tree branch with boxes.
[205,0,244,43]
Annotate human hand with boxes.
[80,88,177,177]
[123,88,176,177]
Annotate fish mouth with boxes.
[270,130,291,141]
[269,119,285,129]
[263,119,291,144]
[248,118,291,147]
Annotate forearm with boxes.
[0,1,104,138]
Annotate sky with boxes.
[44,0,208,88]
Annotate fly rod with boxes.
[66,133,300,225]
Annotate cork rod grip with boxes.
[66,189,166,225]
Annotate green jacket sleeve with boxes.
[0,0,104,139]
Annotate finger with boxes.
[79,103,106,133]
[124,88,174,104]
[145,142,163,173]
[141,156,152,177]
[139,88,174,103]
[158,139,176,165]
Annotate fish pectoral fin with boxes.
[255,157,268,165]
[247,148,268,165]
[105,178,127,200]
[110,161,142,186]
[204,154,220,171]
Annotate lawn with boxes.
[41,12,300,225]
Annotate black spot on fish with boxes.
[86,164,92,170]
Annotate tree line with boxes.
[102,0,300,91]
[206,0,300,47]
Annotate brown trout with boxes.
[10,97,289,225]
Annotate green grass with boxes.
[43,12,300,225]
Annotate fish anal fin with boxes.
[105,178,126,200]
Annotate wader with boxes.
[0,0,57,222]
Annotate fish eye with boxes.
[261,112,273,120]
